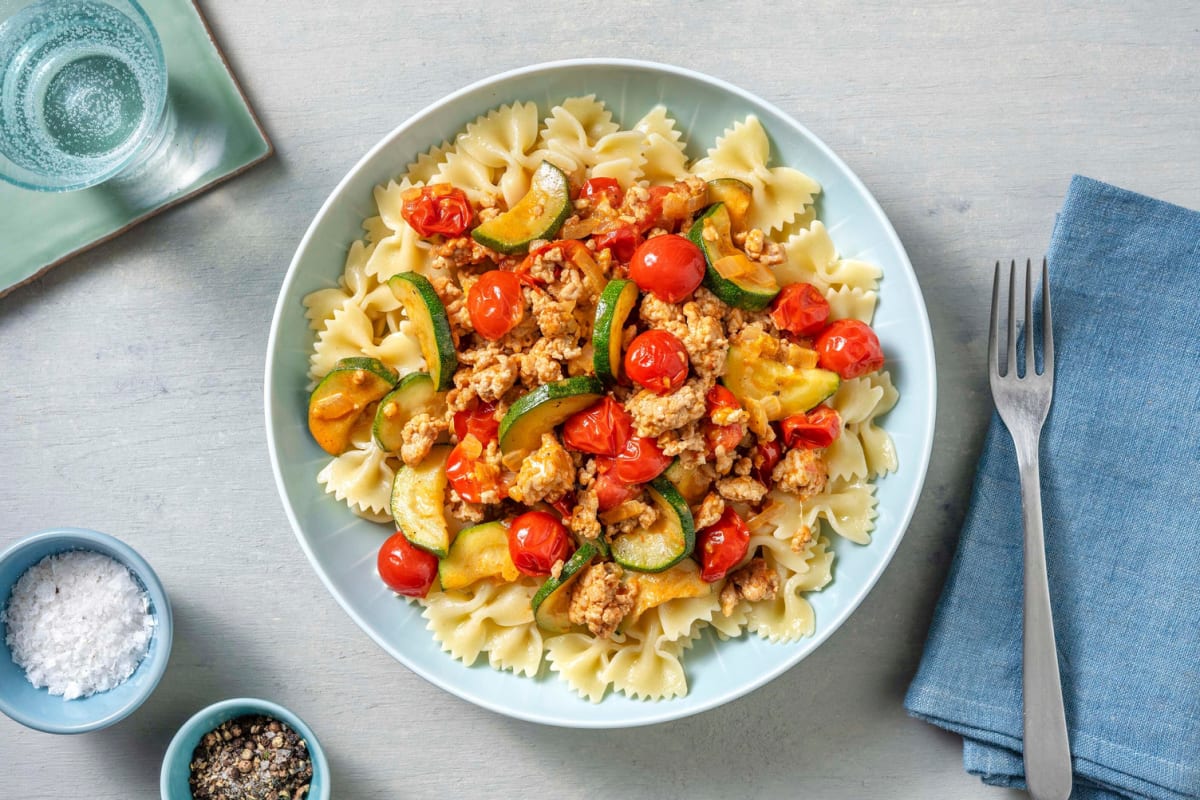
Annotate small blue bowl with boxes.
[161,698,330,800]
[0,527,173,734]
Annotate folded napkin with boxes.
[905,176,1200,800]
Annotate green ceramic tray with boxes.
[0,0,272,298]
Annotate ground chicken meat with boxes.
[600,497,658,539]
[518,335,581,386]
[455,342,520,403]
[790,524,815,554]
[625,378,708,439]
[397,412,447,467]
[639,293,688,338]
[568,488,601,541]
[447,490,486,524]
[773,448,828,501]
[655,420,707,459]
[568,562,637,638]
[509,433,574,504]
[679,289,729,381]
[716,474,769,505]
[719,557,780,617]
[693,492,725,530]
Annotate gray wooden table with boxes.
[2,2,1196,798]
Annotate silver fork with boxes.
[989,259,1071,800]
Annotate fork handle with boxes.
[1016,439,1072,800]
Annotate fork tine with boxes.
[1042,257,1054,376]
[1024,258,1035,378]
[989,261,1000,376]
[1006,260,1017,377]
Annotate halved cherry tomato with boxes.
[697,506,752,582]
[624,329,690,394]
[581,176,622,208]
[814,318,885,379]
[639,185,674,232]
[612,436,672,484]
[508,511,574,576]
[377,531,439,597]
[592,224,642,263]
[549,495,575,519]
[780,406,843,449]
[562,397,633,456]
[704,385,744,454]
[770,282,830,337]
[400,184,473,238]
[445,435,499,504]
[628,234,706,303]
[753,437,783,486]
[593,459,642,512]
[468,270,525,341]
[452,403,499,443]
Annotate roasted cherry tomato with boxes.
[508,511,574,576]
[697,506,752,582]
[753,437,784,486]
[624,329,690,394]
[377,531,439,597]
[562,397,633,456]
[613,436,672,484]
[639,185,674,232]
[780,406,843,449]
[593,459,642,512]
[628,234,706,303]
[400,184,473,238]
[770,282,830,337]
[814,318,885,379]
[445,435,498,504]
[452,403,499,443]
[703,385,744,455]
[592,224,642,263]
[581,176,622,208]
[468,270,525,341]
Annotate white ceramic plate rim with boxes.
[265,58,936,728]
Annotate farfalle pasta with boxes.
[301,96,898,701]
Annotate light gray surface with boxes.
[1,1,1197,798]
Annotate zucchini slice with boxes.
[531,543,599,633]
[373,372,447,454]
[724,344,840,420]
[663,458,711,506]
[622,559,712,628]
[471,161,571,254]
[705,178,753,232]
[592,279,639,384]
[438,520,520,591]
[688,203,780,310]
[611,477,696,573]
[391,444,453,557]
[307,357,397,455]
[387,272,457,391]
[498,376,605,456]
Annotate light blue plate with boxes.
[0,528,173,733]
[265,59,936,728]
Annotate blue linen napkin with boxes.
[904,176,1200,800]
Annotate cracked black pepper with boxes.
[189,714,312,800]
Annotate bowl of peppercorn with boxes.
[160,697,329,800]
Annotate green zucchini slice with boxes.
[723,344,840,420]
[688,203,780,311]
[373,372,447,454]
[391,444,453,557]
[471,161,571,254]
[438,520,520,591]
[705,178,753,232]
[610,477,696,573]
[592,278,639,383]
[531,543,599,633]
[387,272,458,391]
[498,376,605,456]
[307,357,398,455]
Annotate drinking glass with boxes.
[0,0,168,191]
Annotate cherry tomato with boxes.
[562,397,633,456]
[703,385,744,454]
[628,234,706,303]
[452,403,499,443]
[592,224,642,263]
[753,437,783,486]
[780,406,843,449]
[581,176,622,207]
[593,459,642,511]
[624,329,690,394]
[377,531,439,597]
[468,270,525,341]
[400,184,473,238]
[508,511,574,576]
[613,436,672,484]
[445,435,499,504]
[639,185,674,232]
[770,282,830,337]
[697,506,752,582]
[814,318,885,379]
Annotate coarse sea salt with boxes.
[2,550,155,700]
